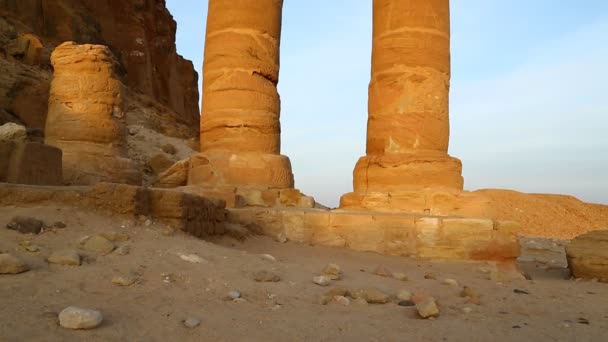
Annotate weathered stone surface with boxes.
[190,0,295,192]
[45,42,140,185]
[312,275,331,287]
[0,141,62,186]
[340,0,464,211]
[47,250,81,266]
[322,263,342,280]
[252,270,281,283]
[0,253,29,274]
[566,229,608,282]
[58,306,103,330]
[111,273,138,286]
[0,1,200,133]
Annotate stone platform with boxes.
[227,208,520,261]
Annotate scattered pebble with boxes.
[352,288,389,304]
[82,235,115,255]
[275,233,288,243]
[424,273,436,280]
[319,288,350,305]
[392,272,408,281]
[260,254,276,262]
[0,253,29,274]
[460,286,477,298]
[312,275,331,287]
[331,296,350,306]
[442,278,459,286]
[6,216,44,234]
[322,263,342,280]
[225,291,241,300]
[513,289,530,295]
[58,306,103,330]
[416,297,440,319]
[112,273,138,286]
[183,317,201,329]
[179,253,208,264]
[99,231,130,242]
[462,307,473,314]
[397,289,412,301]
[373,264,394,277]
[233,298,247,303]
[253,270,281,282]
[47,250,81,266]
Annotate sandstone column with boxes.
[189,0,294,190]
[341,0,463,208]
[46,42,141,185]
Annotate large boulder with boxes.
[566,229,608,282]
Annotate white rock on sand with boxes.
[58,306,103,329]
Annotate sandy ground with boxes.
[1,206,608,342]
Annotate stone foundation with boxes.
[227,208,520,261]
[0,182,225,238]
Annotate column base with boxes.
[353,152,464,193]
[187,151,294,190]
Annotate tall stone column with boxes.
[189,0,294,190]
[341,0,464,210]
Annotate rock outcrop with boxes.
[45,42,140,185]
[189,0,294,190]
[566,229,608,282]
[0,0,199,136]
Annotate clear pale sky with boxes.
[166,0,608,207]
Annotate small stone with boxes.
[331,296,350,306]
[6,216,44,234]
[513,289,529,295]
[352,288,390,304]
[275,233,288,243]
[462,307,473,314]
[225,291,241,300]
[312,275,331,286]
[322,263,342,280]
[460,286,477,298]
[424,272,436,280]
[232,298,247,303]
[82,235,115,255]
[128,127,139,135]
[397,289,412,301]
[416,297,440,319]
[24,245,39,253]
[47,250,81,266]
[260,254,276,262]
[442,278,459,286]
[99,231,130,242]
[53,221,67,229]
[319,288,350,305]
[392,272,408,281]
[161,143,177,155]
[79,235,91,245]
[179,253,208,264]
[0,253,29,274]
[112,273,137,286]
[183,317,200,329]
[253,270,281,282]
[373,264,394,277]
[115,245,131,256]
[145,219,153,227]
[58,306,103,330]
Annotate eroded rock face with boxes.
[566,229,608,282]
[341,0,464,210]
[190,0,295,190]
[45,42,141,185]
[0,0,199,132]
